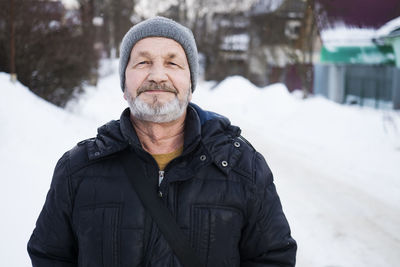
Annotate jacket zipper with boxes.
[158,170,165,198]
[158,170,164,187]
[145,169,165,267]
[158,171,178,219]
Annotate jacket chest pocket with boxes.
[77,204,121,267]
[190,205,243,267]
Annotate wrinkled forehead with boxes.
[130,37,188,62]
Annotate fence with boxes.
[314,64,400,109]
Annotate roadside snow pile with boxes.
[0,73,96,267]
[65,59,127,124]
[202,76,400,207]
[0,73,97,175]
[194,76,298,127]
[0,73,97,183]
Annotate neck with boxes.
[130,112,186,155]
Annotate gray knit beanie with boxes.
[119,16,198,92]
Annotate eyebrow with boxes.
[137,51,151,58]
[136,52,177,59]
[134,51,184,64]
[165,53,176,59]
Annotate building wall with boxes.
[314,63,400,109]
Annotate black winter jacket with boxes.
[28,103,297,267]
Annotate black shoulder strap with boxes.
[120,149,204,267]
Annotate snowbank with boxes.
[0,73,96,267]
[1,68,400,266]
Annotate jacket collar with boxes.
[88,105,203,160]
[88,104,242,175]
[192,103,242,175]
[119,105,203,154]
[87,116,129,161]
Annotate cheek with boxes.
[125,69,145,90]
[171,70,191,89]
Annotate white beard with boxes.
[126,91,190,123]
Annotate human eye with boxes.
[134,60,151,68]
[168,61,181,68]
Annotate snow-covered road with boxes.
[259,135,400,267]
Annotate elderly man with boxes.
[28,17,296,267]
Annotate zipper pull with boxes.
[158,170,164,186]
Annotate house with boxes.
[201,0,321,92]
[375,17,400,68]
[246,0,320,91]
[314,17,400,109]
[203,12,250,81]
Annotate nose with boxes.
[148,62,168,84]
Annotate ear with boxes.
[123,88,128,100]
[123,83,128,100]
[188,88,193,102]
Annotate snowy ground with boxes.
[1,60,400,266]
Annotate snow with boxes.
[321,25,376,50]
[1,61,400,266]
[376,16,400,38]
[92,16,104,27]
[0,73,97,266]
[322,16,400,48]
[61,0,78,9]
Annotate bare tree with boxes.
[177,0,188,24]
[0,0,100,106]
[97,0,135,58]
[9,0,17,82]
[285,0,320,97]
[188,0,256,81]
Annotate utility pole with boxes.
[10,0,17,82]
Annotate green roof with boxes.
[320,45,395,65]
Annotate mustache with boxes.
[137,83,177,95]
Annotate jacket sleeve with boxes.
[240,152,297,267]
[27,152,78,266]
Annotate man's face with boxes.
[124,37,192,123]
